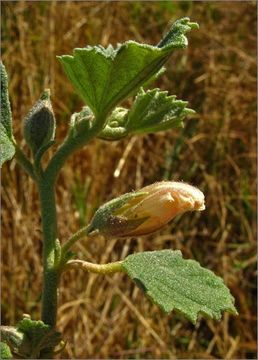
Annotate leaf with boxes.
[16,318,62,358]
[0,325,29,358]
[58,18,198,117]
[0,342,12,359]
[99,88,194,140]
[125,88,194,134]
[0,62,15,167]
[1,320,62,358]
[122,250,237,324]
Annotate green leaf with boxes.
[99,88,194,140]
[0,342,12,359]
[125,88,194,134]
[58,18,198,117]
[0,325,29,358]
[16,318,62,358]
[122,250,237,324]
[142,66,166,90]
[1,320,62,358]
[0,62,15,167]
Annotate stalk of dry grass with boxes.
[1,1,257,359]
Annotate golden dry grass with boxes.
[1,1,257,359]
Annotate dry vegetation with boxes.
[1,1,257,359]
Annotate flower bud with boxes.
[98,107,128,141]
[69,106,93,138]
[89,181,205,237]
[23,89,55,154]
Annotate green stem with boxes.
[61,225,91,255]
[35,114,107,330]
[65,259,125,274]
[15,146,36,180]
[37,176,60,328]
[36,114,107,328]
[45,114,107,184]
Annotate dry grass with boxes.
[1,1,257,359]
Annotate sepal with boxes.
[89,191,148,236]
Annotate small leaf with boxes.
[16,318,62,358]
[0,325,29,358]
[0,342,12,359]
[125,88,194,135]
[0,62,15,167]
[99,88,194,140]
[122,250,237,324]
[58,18,198,117]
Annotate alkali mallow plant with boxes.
[0,18,237,359]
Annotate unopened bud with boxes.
[70,106,93,136]
[23,89,55,154]
[89,181,205,237]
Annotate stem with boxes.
[61,225,91,255]
[45,113,107,184]
[38,176,60,328]
[65,259,125,274]
[15,146,36,180]
[35,114,107,330]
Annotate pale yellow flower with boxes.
[90,181,205,237]
[116,182,205,236]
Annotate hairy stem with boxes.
[15,146,36,180]
[36,114,107,328]
[66,259,125,274]
[61,225,91,255]
[38,176,60,328]
[45,114,107,184]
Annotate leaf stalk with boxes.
[65,259,125,274]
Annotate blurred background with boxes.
[1,1,257,359]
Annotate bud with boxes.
[23,89,55,154]
[69,106,93,138]
[98,107,128,141]
[106,107,129,127]
[89,181,205,237]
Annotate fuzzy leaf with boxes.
[58,18,198,117]
[122,250,237,324]
[0,342,12,359]
[16,319,62,358]
[0,62,15,167]
[126,88,194,134]
[0,325,29,358]
[99,88,194,140]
